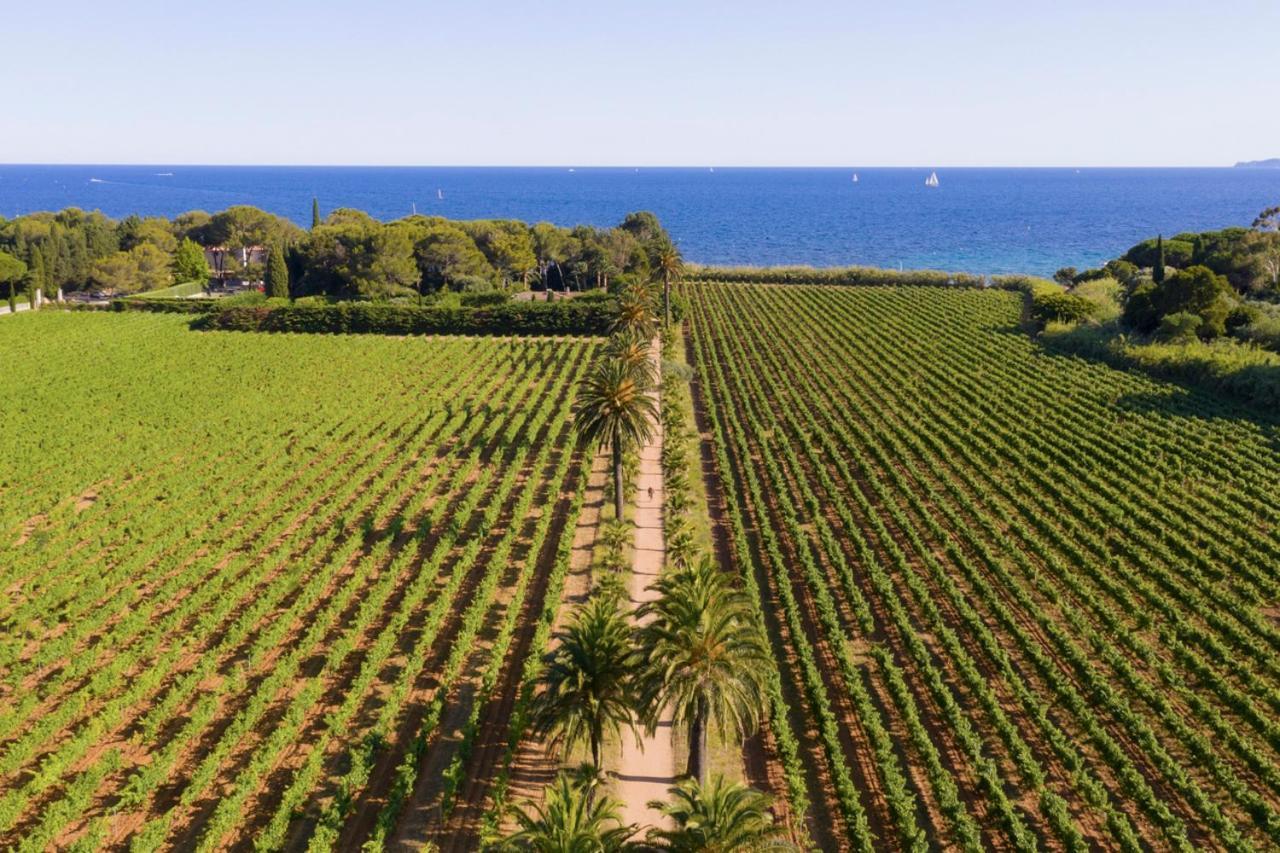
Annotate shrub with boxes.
[1235,314,1280,351]
[1124,237,1195,269]
[451,274,495,293]
[1031,291,1095,329]
[1157,312,1202,342]
[1070,277,1122,322]
[1122,282,1162,333]
[1226,303,1263,332]
[459,291,509,307]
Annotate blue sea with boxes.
[2,165,1279,276]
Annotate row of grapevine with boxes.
[684,280,1280,851]
[0,312,600,849]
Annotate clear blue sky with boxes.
[8,0,1277,167]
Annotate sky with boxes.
[6,0,1278,167]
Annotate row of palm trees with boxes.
[503,772,782,852]
[496,272,786,849]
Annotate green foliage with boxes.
[172,238,210,284]
[1030,291,1095,329]
[0,206,668,301]
[1159,265,1233,338]
[0,312,598,848]
[529,597,639,771]
[635,556,770,784]
[1122,281,1163,333]
[1121,265,1234,338]
[646,776,784,852]
[89,244,173,294]
[1156,311,1202,343]
[1125,234,1193,272]
[496,773,636,852]
[191,299,616,336]
[573,356,658,518]
[263,243,290,299]
[1069,276,1122,322]
[0,250,29,287]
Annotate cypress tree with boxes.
[1192,234,1205,265]
[311,197,321,230]
[265,243,290,299]
[1153,234,1166,284]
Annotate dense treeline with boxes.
[1052,205,1280,348]
[1024,206,1280,410]
[0,205,674,300]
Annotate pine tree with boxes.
[265,243,290,299]
[1192,234,1205,265]
[173,238,210,284]
[1153,235,1166,284]
[28,250,46,306]
[311,197,321,230]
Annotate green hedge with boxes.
[684,264,986,288]
[110,297,222,314]
[190,300,615,336]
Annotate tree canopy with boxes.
[0,205,672,300]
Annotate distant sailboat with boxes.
[436,188,444,200]
[925,171,940,187]
[411,202,418,215]
[852,172,859,183]
[89,178,106,183]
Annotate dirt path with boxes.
[613,336,675,833]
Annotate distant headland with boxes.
[1234,158,1280,168]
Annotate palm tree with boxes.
[636,557,770,785]
[611,282,657,339]
[574,360,657,521]
[653,240,683,329]
[530,597,640,773]
[602,331,656,389]
[497,772,637,852]
[646,775,786,852]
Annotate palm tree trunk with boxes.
[613,444,625,522]
[688,701,708,785]
[663,274,670,328]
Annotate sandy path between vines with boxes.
[613,336,675,833]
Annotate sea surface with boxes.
[2,165,1279,276]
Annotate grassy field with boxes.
[685,281,1280,851]
[0,312,597,850]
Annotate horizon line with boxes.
[0,162,1259,170]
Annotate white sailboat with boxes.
[925,171,940,187]
[852,172,859,183]
[436,188,444,200]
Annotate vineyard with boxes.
[0,311,596,850]
[686,281,1280,851]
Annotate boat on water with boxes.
[852,172,859,183]
[436,188,444,200]
[925,171,940,187]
